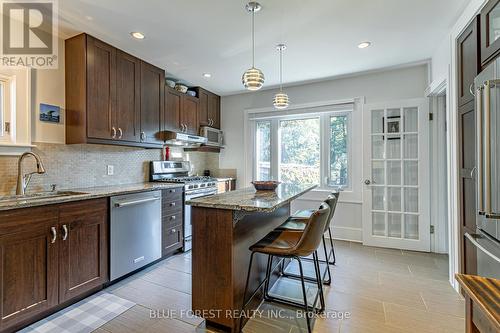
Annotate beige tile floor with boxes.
[94,240,465,333]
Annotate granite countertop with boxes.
[0,182,184,211]
[186,183,317,212]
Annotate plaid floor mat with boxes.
[19,292,135,333]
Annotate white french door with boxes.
[362,99,430,251]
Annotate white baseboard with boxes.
[326,226,363,243]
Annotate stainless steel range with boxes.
[150,161,217,251]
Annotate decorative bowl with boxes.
[186,90,196,97]
[251,181,281,191]
[165,79,176,88]
[175,84,188,93]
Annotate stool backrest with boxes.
[293,203,331,257]
[323,194,339,232]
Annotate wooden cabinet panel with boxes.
[198,89,210,127]
[58,199,108,303]
[481,0,500,66]
[457,18,479,107]
[181,95,199,135]
[115,50,140,142]
[0,208,59,332]
[209,94,220,129]
[140,61,165,144]
[162,223,183,256]
[86,36,116,140]
[165,87,182,132]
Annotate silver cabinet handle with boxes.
[172,228,177,233]
[114,196,160,208]
[470,166,477,180]
[465,233,500,264]
[62,224,68,241]
[170,202,176,207]
[469,83,475,97]
[118,127,123,139]
[170,189,176,193]
[140,132,146,141]
[50,226,57,244]
[111,127,117,139]
[170,215,176,220]
[183,124,187,132]
[476,85,483,213]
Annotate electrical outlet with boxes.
[107,165,114,176]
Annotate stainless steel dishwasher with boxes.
[110,190,162,281]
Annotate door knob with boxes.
[364,179,371,185]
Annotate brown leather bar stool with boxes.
[277,192,339,285]
[239,203,331,333]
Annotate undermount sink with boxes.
[0,191,89,203]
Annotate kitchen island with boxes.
[187,183,316,332]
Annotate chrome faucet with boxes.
[16,152,46,195]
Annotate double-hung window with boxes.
[252,105,352,189]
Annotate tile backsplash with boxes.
[0,143,223,195]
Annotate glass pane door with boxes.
[255,121,271,180]
[370,107,420,240]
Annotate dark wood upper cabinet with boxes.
[66,33,163,148]
[115,50,141,142]
[164,87,182,132]
[85,35,116,140]
[457,17,480,107]
[0,207,59,332]
[481,0,500,66]
[180,95,200,135]
[195,87,221,129]
[58,199,108,303]
[140,61,165,145]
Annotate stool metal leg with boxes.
[263,255,273,300]
[296,256,312,333]
[327,227,336,265]
[321,236,332,285]
[239,251,256,333]
[312,251,325,313]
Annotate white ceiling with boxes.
[58,0,469,96]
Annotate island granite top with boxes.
[186,183,317,212]
[0,182,184,211]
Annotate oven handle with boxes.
[186,191,217,201]
[465,233,500,264]
[114,196,160,208]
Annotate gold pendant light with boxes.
[242,2,265,91]
[273,44,289,109]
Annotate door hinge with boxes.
[4,122,10,133]
[429,113,434,121]
[430,225,435,234]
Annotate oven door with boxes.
[184,189,217,251]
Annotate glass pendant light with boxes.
[242,2,265,91]
[273,44,289,109]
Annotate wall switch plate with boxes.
[107,165,114,176]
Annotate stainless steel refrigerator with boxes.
[472,59,500,279]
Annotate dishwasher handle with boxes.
[114,196,160,208]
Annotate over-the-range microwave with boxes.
[200,126,224,147]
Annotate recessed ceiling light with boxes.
[358,41,371,49]
[130,32,145,40]
[202,73,212,78]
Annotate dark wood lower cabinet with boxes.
[58,199,108,303]
[0,207,59,332]
[0,199,108,332]
[161,188,184,257]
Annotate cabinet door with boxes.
[457,18,479,107]
[165,87,182,132]
[115,50,140,142]
[140,61,165,144]
[198,89,210,126]
[0,208,58,332]
[481,0,500,66]
[181,95,199,135]
[87,36,116,140]
[58,199,108,303]
[162,224,183,256]
[209,94,221,129]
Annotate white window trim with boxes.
[244,97,364,202]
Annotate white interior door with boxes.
[362,99,430,251]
